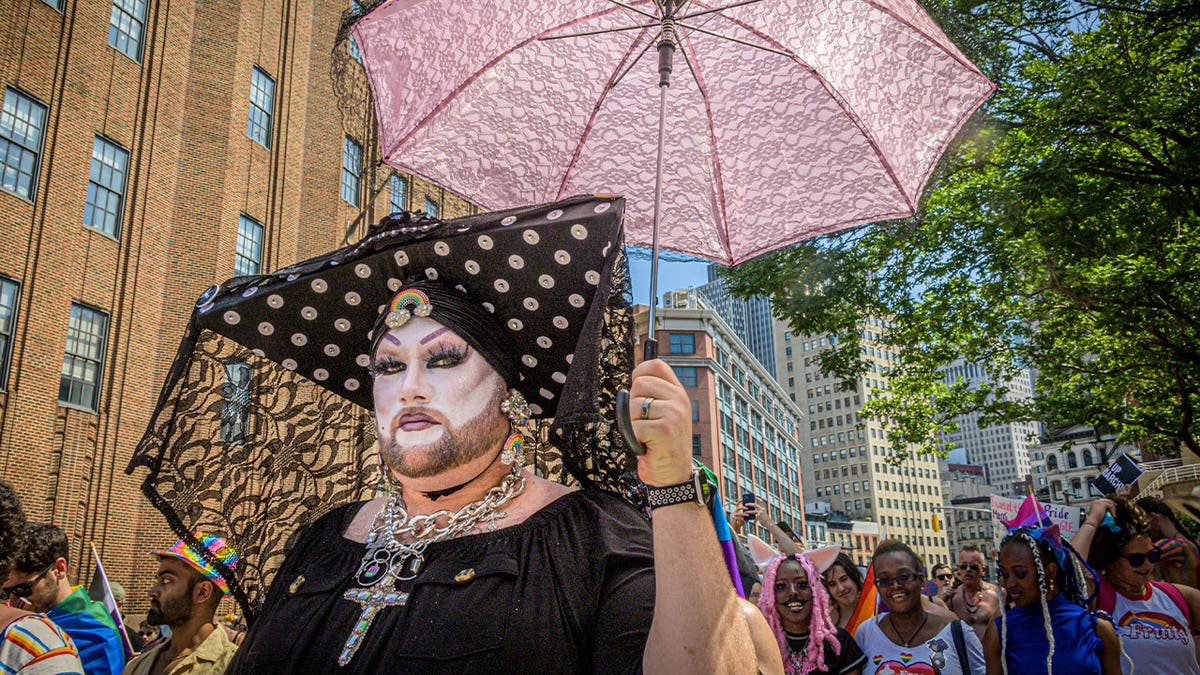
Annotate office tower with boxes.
[678,266,777,377]
[775,315,951,567]
[642,292,806,544]
[939,359,1038,495]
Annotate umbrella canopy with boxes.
[352,0,994,266]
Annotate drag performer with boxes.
[130,196,760,673]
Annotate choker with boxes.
[421,453,502,501]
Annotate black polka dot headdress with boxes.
[191,195,624,417]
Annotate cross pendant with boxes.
[339,583,409,666]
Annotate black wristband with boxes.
[646,469,706,510]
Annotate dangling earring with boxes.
[500,389,531,427]
[499,390,530,470]
[374,451,397,494]
[499,433,525,469]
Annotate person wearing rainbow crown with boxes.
[132,196,762,673]
[122,534,240,675]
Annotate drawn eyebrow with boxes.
[419,327,450,345]
[383,333,402,346]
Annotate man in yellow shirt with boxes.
[122,535,238,675]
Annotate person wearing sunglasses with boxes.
[947,546,1001,640]
[0,480,85,674]
[1074,494,1200,675]
[854,539,1000,675]
[2,523,124,675]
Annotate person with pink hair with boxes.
[759,553,866,675]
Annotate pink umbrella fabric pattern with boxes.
[351,0,994,266]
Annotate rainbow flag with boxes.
[695,460,745,598]
[845,562,878,634]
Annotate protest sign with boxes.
[989,495,1081,549]
[1091,454,1143,496]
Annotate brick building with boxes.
[0,0,469,608]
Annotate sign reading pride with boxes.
[989,495,1082,549]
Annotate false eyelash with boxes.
[427,345,468,366]
[366,356,402,378]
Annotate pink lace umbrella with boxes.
[352,0,993,267]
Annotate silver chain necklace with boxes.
[358,470,527,583]
[338,469,527,666]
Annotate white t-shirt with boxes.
[1109,581,1200,675]
[855,617,985,675]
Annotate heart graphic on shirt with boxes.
[900,652,913,664]
[875,660,937,675]
[873,655,883,664]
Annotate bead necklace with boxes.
[960,586,984,615]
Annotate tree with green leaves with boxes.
[721,0,1200,458]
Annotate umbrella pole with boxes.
[645,0,676,362]
[617,2,677,456]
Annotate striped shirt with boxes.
[1,614,85,675]
[1156,536,1200,589]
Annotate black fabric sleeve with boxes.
[586,492,655,675]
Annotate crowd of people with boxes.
[733,493,1200,675]
[0,482,245,674]
[5,200,1200,674]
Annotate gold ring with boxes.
[640,397,655,420]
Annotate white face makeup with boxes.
[371,316,509,479]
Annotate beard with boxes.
[147,589,192,627]
[380,384,511,479]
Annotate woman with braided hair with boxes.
[995,526,1121,675]
[760,553,866,675]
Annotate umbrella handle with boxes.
[617,339,658,456]
[616,389,647,455]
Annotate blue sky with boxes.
[627,248,714,306]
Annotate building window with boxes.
[341,137,362,206]
[0,277,18,390]
[247,67,275,148]
[221,361,253,444]
[42,0,64,9]
[83,136,129,239]
[423,196,439,218]
[108,0,147,61]
[59,303,109,411]
[692,434,702,457]
[673,366,698,387]
[348,0,365,63]
[390,174,408,213]
[235,214,264,276]
[0,88,47,201]
[669,332,695,354]
[691,400,700,422]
